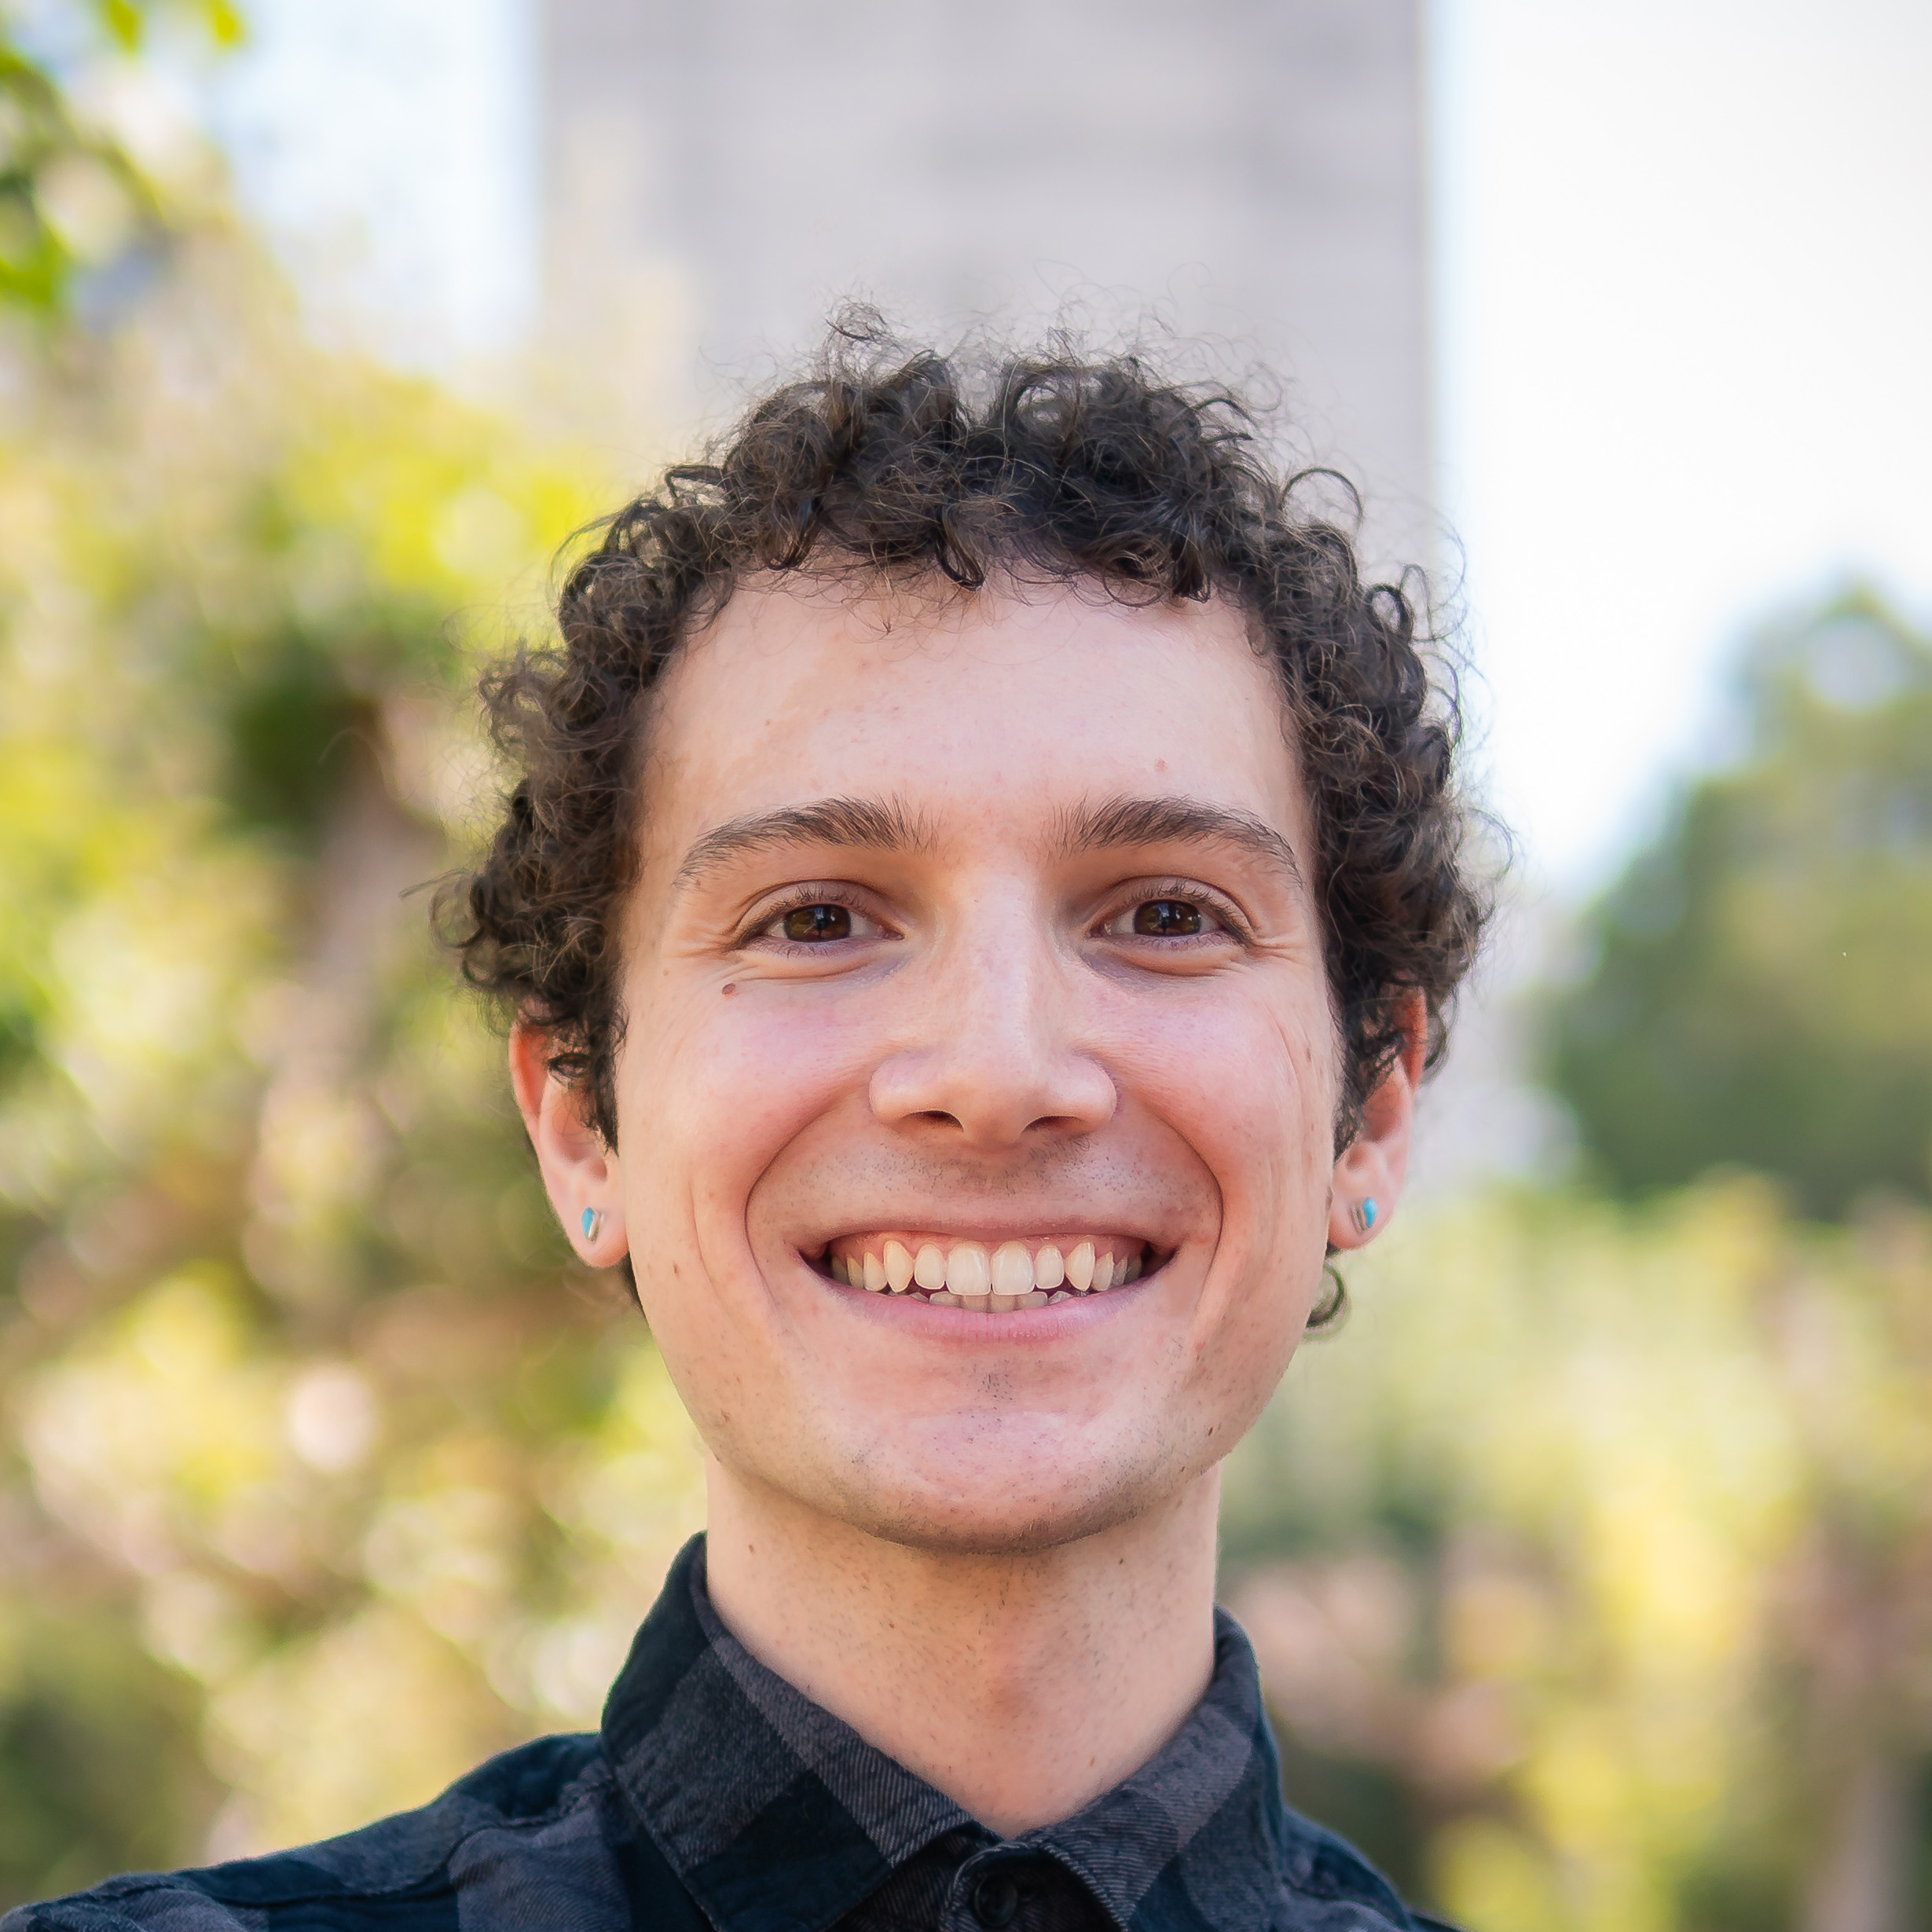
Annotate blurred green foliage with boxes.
[0,1,240,314]
[1545,593,1932,1217]
[0,174,709,1901]
[0,1605,217,1897]
[1225,1183,1932,1932]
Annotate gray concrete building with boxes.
[539,0,1432,569]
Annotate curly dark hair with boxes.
[442,324,1490,1171]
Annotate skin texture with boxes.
[512,578,1421,1835]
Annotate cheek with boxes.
[1116,982,1336,1395]
[617,983,875,1231]
[1111,977,1336,1203]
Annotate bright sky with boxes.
[203,0,1932,899]
[207,0,538,365]
[1433,0,1932,889]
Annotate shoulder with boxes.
[1270,1809,1461,1932]
[2,1734,619,1932]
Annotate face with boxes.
[517,578,1416,1554]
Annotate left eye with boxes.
[1105,896,1220,937]
[1133,899,1202,937]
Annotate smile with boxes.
[819,1234,1153,1311]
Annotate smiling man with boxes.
[11,337,1482,1932]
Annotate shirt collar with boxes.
[600,1534,1296,1932]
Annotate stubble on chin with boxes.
[723,1410,1220,1561]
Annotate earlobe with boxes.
[1326,992,1426,1252]
[509,1022,629,1267]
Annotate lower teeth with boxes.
[894,1274,1144,1307]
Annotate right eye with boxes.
[746,895,892,949]
[782,903,853,943]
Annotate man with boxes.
[11,333,1482,1929]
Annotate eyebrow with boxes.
[1054,794,1306,890]
[673,790,1302,896]
[673,796,937,893]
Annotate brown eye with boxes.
[783,904,853,942]
[1133,899,1203,937]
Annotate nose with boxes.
[868,914,1116,1150]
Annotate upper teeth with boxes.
[823,1234,1146,1305]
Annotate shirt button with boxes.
[970,1870,1021,1928]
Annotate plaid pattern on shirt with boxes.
[5,1536,1454,1932]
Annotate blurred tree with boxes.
[1543,590,1932,1216]
[1223,1182,1932,1932]
[0,1603,218,1898]
[0,120,709,1897]
[0,0,242,315]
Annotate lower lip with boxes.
[813,1270,1156,1336]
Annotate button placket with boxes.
[970,1868,1021,1928]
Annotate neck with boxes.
[700,1463,1222,1837]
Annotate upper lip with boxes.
[801,1215,1167,1247]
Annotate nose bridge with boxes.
[871,878,1113,1145]
[948,896,1053,1058]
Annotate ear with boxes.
[510,1020,629,1267]
[1327,992,1427,1252]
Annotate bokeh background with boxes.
[0,3,1927,1928]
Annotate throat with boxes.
[699,1459,1223,1835]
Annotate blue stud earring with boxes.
[1349,1197,1378,1236]
[581,1208,603,1242]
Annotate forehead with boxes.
[640,576,1307,860]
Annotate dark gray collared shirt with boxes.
[5,1537,1451,1931]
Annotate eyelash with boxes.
[1095,880,1252,944]
[735,878,1253,952]
[737,885,893,951]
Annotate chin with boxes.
[805,1424,1205,1558]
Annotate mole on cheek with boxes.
[721,984,737,997]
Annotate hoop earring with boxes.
[1310,1261,1347,1331]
